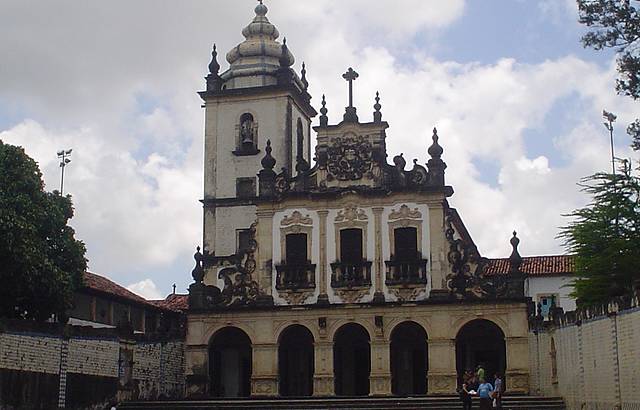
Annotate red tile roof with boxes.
[82,272,177,312]
[486,255,575,277]
[150,294,189,312]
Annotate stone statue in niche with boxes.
[240,113,255,150]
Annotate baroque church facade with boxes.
[186,2,530,398]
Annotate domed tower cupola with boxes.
[219,1,301,90]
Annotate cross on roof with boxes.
[342,67,359,108]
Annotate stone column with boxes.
[256,210,275,297]
[317,210,329,304]
[427,200,447,295]
[370,339,392,396]
[313,341,334,396]
[372,207,385,303]
[185,344,209,398]
[427,338,457,394]
[505,336,530,394]
[251,343,279,397]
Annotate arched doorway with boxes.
[455,319,506,386]
[390,321,428,395]
[209,327,252,397]
[334,323,371,396]
[278,325,314,396]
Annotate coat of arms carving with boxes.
[326,135,373,181]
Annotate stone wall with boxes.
[529,296,640,410]
[0,321,185,409]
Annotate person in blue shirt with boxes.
[477,378,494,410]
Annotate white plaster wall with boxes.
[381,203,431,301]
[271,208,320,305]
[526,276,576,312]
[214,205,257,256]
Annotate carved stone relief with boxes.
[326,134,373,181]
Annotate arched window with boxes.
[235,113,258,155]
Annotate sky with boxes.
[1,0,638,300]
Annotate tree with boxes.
[577,0,640,149]
[0,140,87,321]
[560,163,640,306]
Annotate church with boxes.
[185,1,531,398]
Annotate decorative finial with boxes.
[255,0,268,16]
[279,37,294,68]
[261,139,276,170]
[319,94,328,127]
[301,62,308,89]
[208,44,220,75]
[509,231,523,272]
[373,91,382,122]
[191,246,205,284]
[342,67,359,122]
[172,284,176,295]
[428,127,444,159]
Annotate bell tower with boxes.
[199,1,317,274]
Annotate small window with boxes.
[240,113,255,149]
[237,229,252,254]
[539,295,557,318]
[236,177,256,198]
[286,233,307,265]
[394,227,418,261]
[296,118,304,159]
[340,229,363,264]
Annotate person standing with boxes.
[459,381,473,410]
[476,364,485,384]
[477,378,493,410]
[493,373,503,409]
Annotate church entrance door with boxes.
[209,327,252,397]
[278,325,314,396]
[455,319,506,386]
[334,323,370,396]
[390,321,428,395]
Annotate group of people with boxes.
[459,365,504,410]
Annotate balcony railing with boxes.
[385,258,428,285]
[330,261,372,288]
[275,262,316,290]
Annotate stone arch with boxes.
[204,323,256,346]
[278,324,315,397]
[209,326,252,397]
[333,322,371,396]
[455,319,506,387]
[327,318,374,342]
[273,320,319,344]
[386,317,432,342]
[390,321,429,395]
[450,316,510,340]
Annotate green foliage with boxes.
[0,140,87,321]
[560,164,640,306]
[577,0,640,148]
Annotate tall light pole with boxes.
[603,110,617,175]
[57,149,72,195]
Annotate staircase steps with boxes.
[119,395,566,409]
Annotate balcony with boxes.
[385,258,428,286]
[330,261,372,288]
[275,262,316,290]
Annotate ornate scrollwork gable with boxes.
[281,210,313,227]
[189,222,272,309]
[444,209,518,299]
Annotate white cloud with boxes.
[1,0,638,294]
[127,279,163,300]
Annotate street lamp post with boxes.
[602,110,617,175]
[57,149,72,195]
